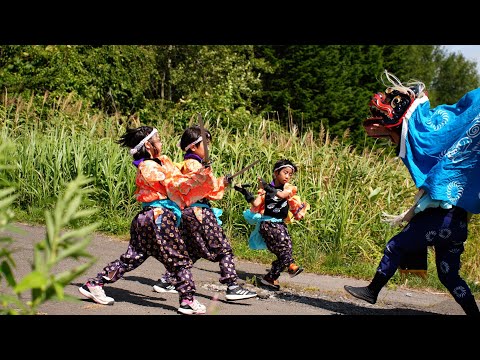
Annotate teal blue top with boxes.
[242,209,283,250]
[142,199,182,227]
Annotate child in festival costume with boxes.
[79,126,218,315]
[235,159,309,290]
[343,70,480,316]
[152,125,257,301]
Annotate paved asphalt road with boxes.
[2,222,477,317]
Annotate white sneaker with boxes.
[177,298,207,315]
[78,282,115,305]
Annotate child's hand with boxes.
[223,174,233,186]
[258,177,264,189]
[259,178,278,196]
[259,177,267,189]
[224,174,232,187]
[234,184,254,203]
[202,159,213,168]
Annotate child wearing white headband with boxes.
[79,125,218,315]
[153,125,257,302]
[236,158,310,291]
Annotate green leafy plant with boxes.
[0,174,99,314]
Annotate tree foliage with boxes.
[254,45,480,146]
[0,45,160,115]
[430,47,480,104]
[1,44,479,147]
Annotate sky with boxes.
[443,45,480,73]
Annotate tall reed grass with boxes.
[1,93,479,293]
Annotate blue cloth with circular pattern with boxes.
[401,88,480,214]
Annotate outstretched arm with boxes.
[259,178,294,199]
[382,189,425,226]
[234,184,255,203]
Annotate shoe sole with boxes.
[344,285,376,304]
[289,268,304,278]
[225,293,258,301]
[260,279,280,290]
[152,285,178,294]
[78,286,114,305]
[177,307,206,315]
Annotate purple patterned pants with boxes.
[88,207,196,303]
[163,207,238,286]
[259,221,294,280]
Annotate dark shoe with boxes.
[225,285,257,301]
[260,275,280,290]
[153,278,178,294]
[344,285,377,304]
[288,263,304,278]
[460,295,480,316]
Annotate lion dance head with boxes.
[363,70,427,142]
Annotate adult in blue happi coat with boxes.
[344,70,480,316]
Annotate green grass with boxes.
[1,93,479,297]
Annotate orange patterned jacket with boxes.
[175,158,226,202]
[134,156,216,210]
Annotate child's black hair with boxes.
[117,126,155,160]
[273,159,297,173]
[179,125,212,153]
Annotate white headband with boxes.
[274,164,295,173]
[177,136,203,151]
[130,128,158,155]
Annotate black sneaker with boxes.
[344,285,377,304]
[225,285,257,301]
[153,278,178,294]
[260,275,280,290]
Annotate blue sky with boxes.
[443,45,480,73]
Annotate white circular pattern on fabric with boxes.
[439,228,452,239]
[467,116,480,138]
[453,286,467,298]
[449,248,462,254]
[440,261,449,273]
[402,224,411,232]
[425,230,436,242]
[445,137,471,163]
[427,109,450,130]
[446,181,464,202]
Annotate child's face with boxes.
[274,167,294,185]
[147,134,162,157]
[190,138,210,160]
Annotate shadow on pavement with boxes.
[238,269,443,315]
[72,280,179,313]
[75,269,450,316]
[273,291,441,315]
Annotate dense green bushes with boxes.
[2,45,479,148]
